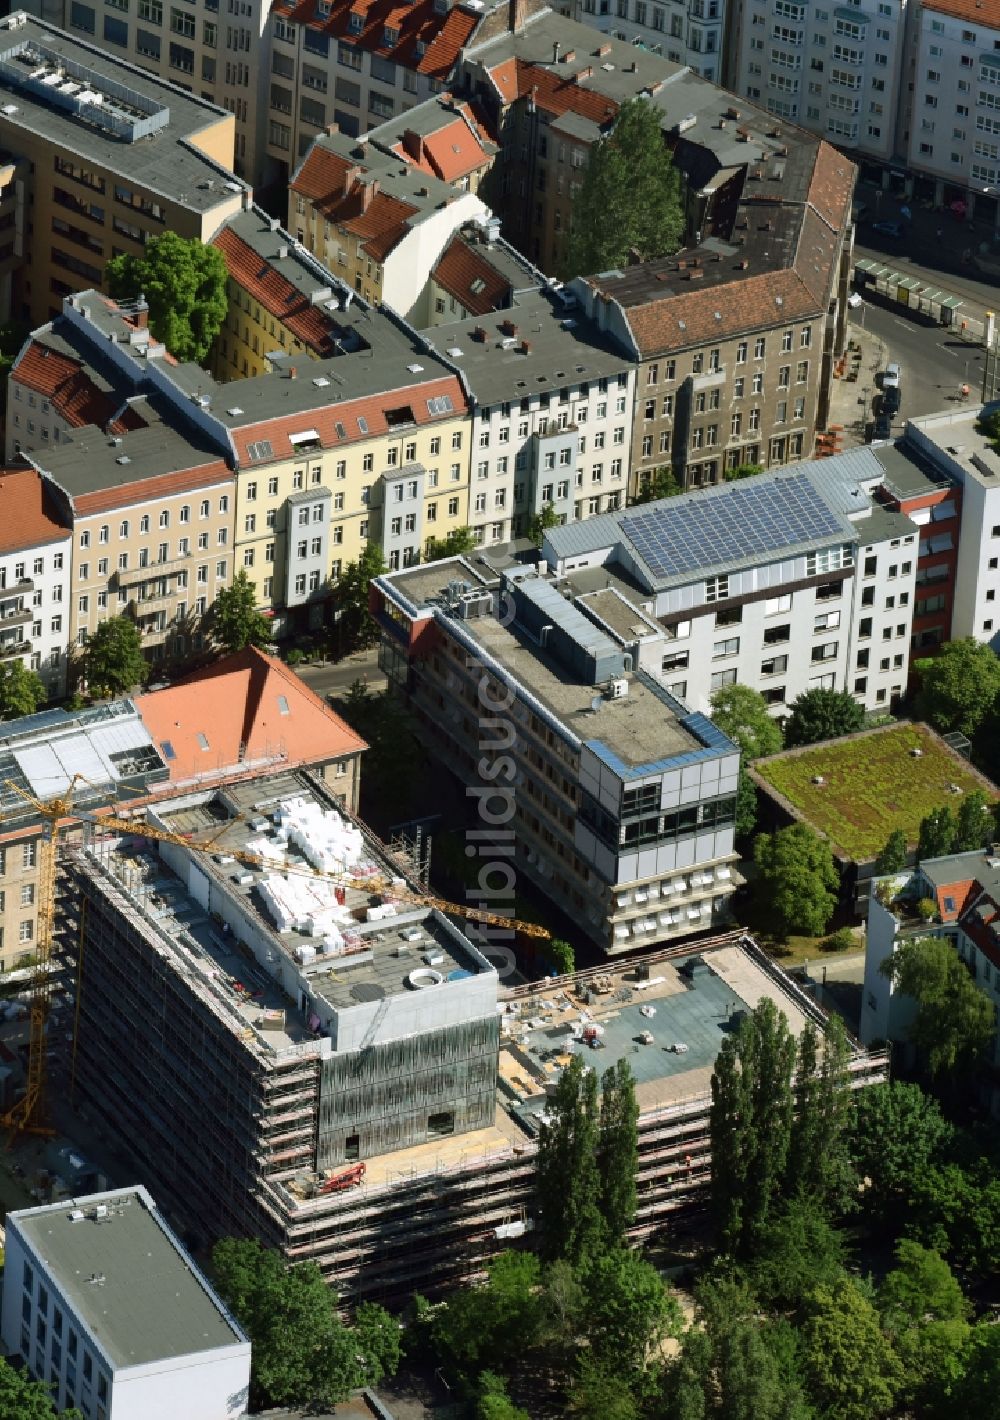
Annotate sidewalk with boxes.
[826,319,888,448]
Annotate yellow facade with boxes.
[232,410,473,607]
[290,194,385,308]
[213,278,326,383]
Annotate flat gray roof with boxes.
[33,409,230,499]
[0,16,243,213]
[11,1187,246,1369]
[872,441,951,498]
[420,287,630,407]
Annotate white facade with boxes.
[468,370,637,545]
[378,194,492,318]
[1,1186,250,1420]
[0,533,71,695]
[906,5,1000,199]
[572,0,724,82]
[730,0,906,161]
[907,409,1000,652]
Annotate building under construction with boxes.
[66,767,888,1301]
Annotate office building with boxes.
[539,452,917,716]
[0,12,244,328]
[1,1186,250,1420]
[373,558,743,954]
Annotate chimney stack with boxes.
[402,128,425,164]
[135,293,149,330]
[360,179,378,212]
[509,0,527,32]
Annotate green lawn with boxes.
[754,723,996,863]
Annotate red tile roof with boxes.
[432,236,512,315]
[923,0,1000,24]
[620,267,821,359]
[135,646,366,785]
[957,893,1000,972]
[392,114,492,184]
[934,878,977,923]
[231,374,466,463]
[807,142,856,233]
[487,57,619,125]
[290,147,419,263]
[0,468,68,554]
[13,341,148,435]
[276,0,477,81]
[74,462,233,517]
[213,226,340,357]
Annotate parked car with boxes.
[882,385,901,416]
[873,412,893,440]
[872,220,903,238]
[882,362,901,388]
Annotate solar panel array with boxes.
[622,474,847,582]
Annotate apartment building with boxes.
[862,847,1000,1106]
[289,130,490,315]
[904,0,1000,221]
[0,12,243,327]
[727,0,906,163]
[539,452,916,716]
[374,558,743,954]
[423,290,636,544]
[2,1188,251,1420]
[571,0,725,82]
[0,468,71,695]
[365,92,499,194]
[420,224,540,327]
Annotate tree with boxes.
[883,935,995,1077]
[747,1194,848,1311]
[334,541,387,650]
[878,1238,969,1325]
[953,1323,1000,1419]
[877,1241,971,1414]
[734,766,759,840]
[709,683,783,761]
[753,824,839,940]
[581,1246,682,1374]
[423,1251,542,1381]
[568,1361,640,1420]
[874,827,908,875]
[82,615,147,698]
[666,1277,812,1420]
[800,1277,902,1420]
[917,805,956,861]
[783,687,864,748]
[914,637,1000,737]
[476,1373,531,1420]
[597,1058,638,1245]
[105,231,228,364]
[786,1013,855,1214]
[0,660,45,719]
[632,464,682,503]
[0,1356,78,1420]
[722,462,765,482]
[710,998,797,1255]
[906,1157,1000,1275]
[527,502,560,548]
[536,1053,601,1263]
[954,788,995,851]
[211,1237,399,1410]
[566,98,683,277]
[425,527,476,561]
[545,937,575,975]
[850,1082,954,1227]
[212,569,272,652]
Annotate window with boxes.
[710,668,737,690]
[712,636,740,658]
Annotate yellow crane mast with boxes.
[1,781,549,1140]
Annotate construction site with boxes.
[51,765,888,1302]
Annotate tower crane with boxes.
[0,778,549,1141]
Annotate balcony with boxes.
[0,577,33,596]
[0,638,28,659]
[0,605,31,627]
[115,555,188,590]
[130,593,174,617]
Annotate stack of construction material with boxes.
[275,796,365,876]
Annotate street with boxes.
[850,300,985,423]
[294,645,386,703]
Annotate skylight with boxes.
[277,695,290,716]
[197,733,210,751]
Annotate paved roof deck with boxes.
[33,415,229,498]
[459,611,697,764]
[12,1188,245,1369]
[576,586,660,642]
[421,287,630,406]
[0,16,243,211]
[503,944,817,1129]
[872,441,951,498]
[908,407,1000,489]
[384,555,493,611]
